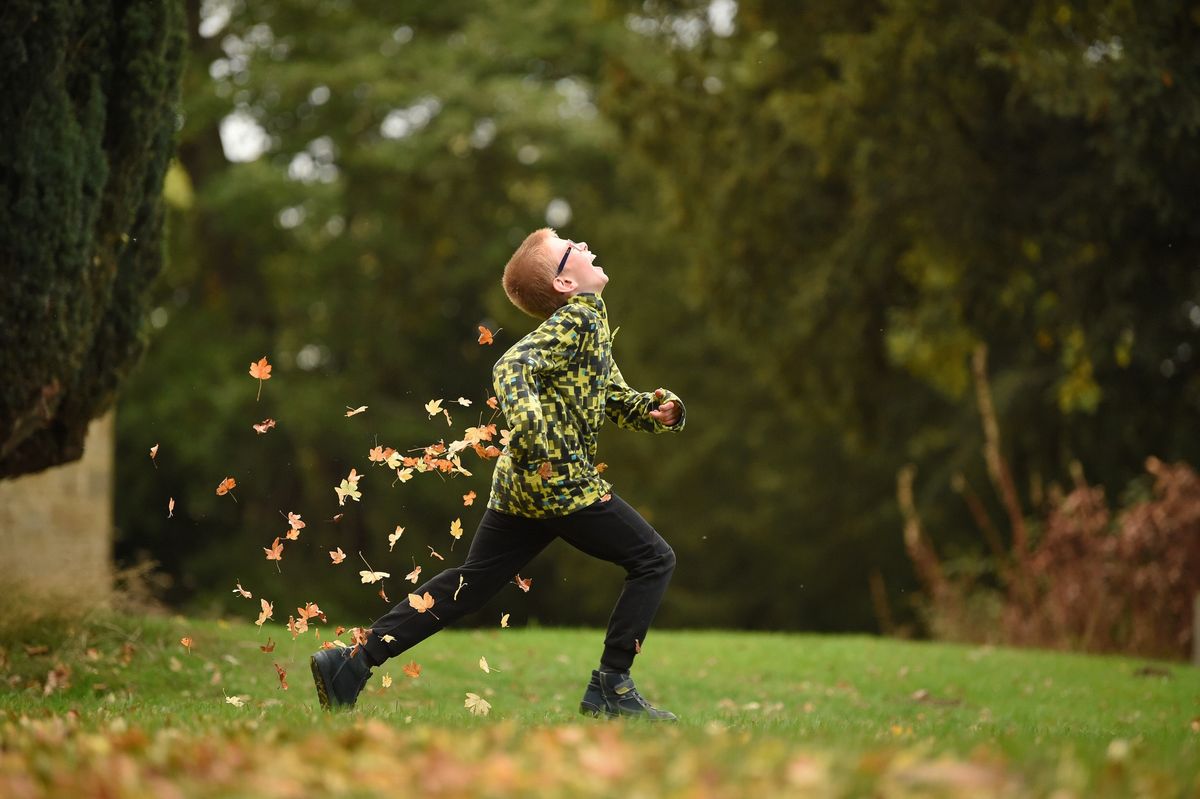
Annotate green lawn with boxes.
[1,613,1198,797]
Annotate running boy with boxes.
[311,228,685,719]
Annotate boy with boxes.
[311,228,685,719]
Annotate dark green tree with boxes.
[0,0,186,478]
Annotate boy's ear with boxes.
[552,274,576,295]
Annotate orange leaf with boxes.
[345,405,368,417]
[168,497,175,518]
[477,325,494,345]
[405,565,422,584]
[407,591,436,613]
[595,462,608,473]
[287,512,305,530]
[264,537,284,562]
[216,477,237,497]
[537,462,552,480]
[180,636,193,653]
[255,598,273,627]
[329,547,346,564]
[462,490,476,506]
[252,418,276,434]
[402,660,422,679]
[260,637,275,653]
[428,546,444,561]
[273,662,288,691]
[514,574,532,593]
[368,446,385,463]
[486,396,498,410]
[232,581,252,599]
[249,356,272,402]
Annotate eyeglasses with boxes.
[556,240,587,275]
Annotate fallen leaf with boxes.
[600,493,612,502]
[477,325,495,345]
[252,418,276,434]
[255,599,273,627]
[514,575,532,593]
[403,661,422,679]
[232,581,252,599]
[329,547,347,564]
[464,692,491,716]
[500,613,509,628]
[335,478,363,506]
[595,462,608,473]
[394,467,414,484]
[345,405,368,417]
[249,357,272,401]
[287,512,306,531]
[463,491,476,506]
[368,446,386,463]
[284,526,301,541]
[378,586,389,602]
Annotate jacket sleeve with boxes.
[604,361,686,433]
[493,305,591,465]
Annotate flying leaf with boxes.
[264,537,284,563]
[368,446,385,463]
[232,581,252,599]
[455,397,472,407]
[394,467,414,484]
[462,491,476,507]
[449,518,463,541]
[477,325,495,345]
[500,613,509,628]
[381,674,393,688]
[260,637,275,653]
[407,592,436,615]
[424,398,443,416]
[454,574,467,600]
[486,396,499,410]
[428,546,444,561]
[284,526,301,541]
[329,547,347,564]
[537,462,552,480]
[253,418,276,434]
[595,462,608,474]
[479,656,495,674]
[255,598,273,627]
[216,477,237,501]
[149,443,159,468]
[402,661,421,679]
[443,409,453,427]
[168,497,175,518]
[345,405,368,417]
[385,450,404,469]
[287,512,305,531]
[359,569,390,584]
[499,429,511,447]
[405,565,422,584]
[273,662,288,691]
[388,525,405,551]
[514,575,532,593]
[335,479,362,506]
[180,636,193,654]
[225,694,246,707]
[249,356,272,402]
[464,692,491,716]
[379,586,389,602]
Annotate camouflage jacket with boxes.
[488,293,685,518]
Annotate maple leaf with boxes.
[359,569,390,584]
[273,662,288,691]
[249,356,272,402]
[264,537,284,563]
[335,478,363,506]
[329,547,347,564]
[260,637,275,653]
[388,525,405,551]
[180,636,193,654]
[405,565,422,584]
[385,450,404,469]
[168,497,175,518]
[284,526,301,541]
[463,490,476,507]
[255,598,273,627]
[381,674,393,688]
[407,592,437,617]
[514,575,532,593]
[486,396,499,410]
[595,462,608,473]
[499,429,511,447]
[479,656,495,674]
[252,418,276,434]
[394,467,414,484]
[368,446,385,463]
[298,602,322,621]
[345,405,368,417]
[232,581,252,599]
[425,398,443,416]
[455,397,472,407]
[477,325,495,345]
[464,692,491,716]
[224,694,246,707]
[402,661,422,679]
[449,518,463,541]
[500,613,509,628]
[287,512,305,530]
[149,443,159,469]
[216,477,238,501]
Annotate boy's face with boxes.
[547,234,609,297]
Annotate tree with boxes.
[0,0,185,478]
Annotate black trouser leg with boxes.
[362,509,554,665]
[549,494,676,673]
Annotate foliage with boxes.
[1,614,1198,797]
[0,0,185,477]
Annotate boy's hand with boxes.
[649,388,681,426]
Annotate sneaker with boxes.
[310,645,373,711]
[579,669,677,721]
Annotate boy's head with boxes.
[502,227,609,319]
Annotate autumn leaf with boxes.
[479,656,497,674]
[264,537,284,563]
[216,477,238,502]
[453,574,467,600]
[428,546,444,561]
[359,569,390,584]
[329,547,347,564]
[380,674,393,688]
[273,662,288,691]
[168,497,175,518]
[455,397,472,407]
[287,512,305,530]
[514,575,532,593]
[260,637,275,653]
[600,493,612,502]
[464,692,491,716]
[462,490,476,506]
[537,462,552,480]
[232,581,252,599]
[345,405,368,417]
[255,598,273,627]
[425,398,443,416]
[443,408,453,427]
[402,661,421,679]
[253,418,276,434]
[149,443,159,469]
[595,462,608,473]
[405,564,422,584]
[249,356,272,402]
[368,446,385,463]
[284,526,301,541]
[224,694,246,707]
[335,477,363,506]
[407,592,437,618]
[378,586,389,602]
[486,396,498,410]
[500,613,509,628]
[499,429,511,447]
[449,518,463,542]
[394,467,414,484]
[180,637,193,654]
[477,325,496,345]
[388,525,405,551]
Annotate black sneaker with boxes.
[310,645,373,711]
[579,669,677,721]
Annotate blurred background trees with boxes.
[107,0,1199,650]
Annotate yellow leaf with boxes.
[464,692,491,716]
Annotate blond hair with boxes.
[502,227,565,319]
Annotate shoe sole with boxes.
[310,654,333,712]
[579,701,676,721]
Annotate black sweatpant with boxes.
[360,493,675,673]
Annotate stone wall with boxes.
[0,412,113,605]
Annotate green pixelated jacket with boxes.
[488,293,685,518]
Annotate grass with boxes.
[2,612,1198,797]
